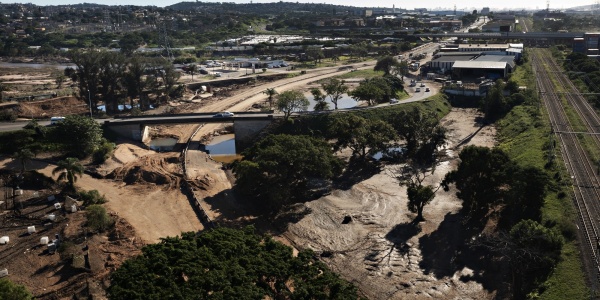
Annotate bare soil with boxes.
[0,58,501,299]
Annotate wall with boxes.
[233,118,273,152]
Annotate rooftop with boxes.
[452,61,509,69]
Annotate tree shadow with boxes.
[385,220,422,244]
[333,157,381,190]
[202,187,315,236]
[418,211,508,297]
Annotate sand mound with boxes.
[106,154,183,189]
[19,96,89,118]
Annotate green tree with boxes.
[311,87,329,111]
[392,107,446,162]
[119,33,143,57]
[52,157,84,188]
[13,148,34,172]
[123,55,149,109]
[69,49,104,114]
[54,115,103,156]
[0,278,33,300]
[263,87,278,110]
[188,64,198,81]
[108,227,362,300]
[407,183,435,222]
[442,146,511,217]
[79,189,107,206]
[159,60,181,101]
[306,46,324,65]
[234,134,343,208]
[322,78,348,110]
[98,51,126,114]
[275,90,309,120]
[350,80,387,106]
[482,79,507,121]
[329,114,397,159]
[86,204,113,232]
[374,56,401,76]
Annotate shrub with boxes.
[92,139,115,164]
[86,205,114,232]
[78,189,107,206]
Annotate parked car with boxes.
[213,111,234,118]
[50,116,65,125]
[415,87,421,92]
[420,83,425,87]
[390,98,399,104]
[425,87,430,92]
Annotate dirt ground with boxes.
[0,59,502,299]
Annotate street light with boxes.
[87,89,92,118]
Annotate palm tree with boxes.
[263,88,278,110]
[189,64,198,81]
[52,157,84,188]
[13,149,33,172]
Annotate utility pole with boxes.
[88,89,92,118]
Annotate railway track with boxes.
[532,48,600,288]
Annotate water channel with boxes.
[205,134,240,163]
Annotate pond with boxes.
[305,93,357,111]
[149,137,178,152]
[205,134,241,163]
[372,147,406,161]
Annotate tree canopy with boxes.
[234,134,343,208]
[276,90,309,120]
[0,278,32,300]
[328,114,397,159]
[321,79,348,110]
[108,227,363,300]
[374,56,401,76]
[53,114,103,156]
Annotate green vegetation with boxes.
[86,204,114,232]
[496,50,588,299]
[328,114,396,159]
[108,227,363,300]
[78,189,107,206]
[0,278,33,300]
[333,69,383,80]
[233,134,343,209]
[275,90,309,120]
[52,157,84,188]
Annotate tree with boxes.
[0,278,33,300]
[69,49,104,114]
[158,60,181,101]
[13,149,33,172]
[98,51,126,114]
[263,88,278,110]
[108,227,362,300]
[275,90,309,120]
[234,134,343,208]
[374,56,401,76]
[306,46,324,65]
[350,80,387,106]
[442,146,511,217]
[86,204,113,232]
[55,73,66,89]
[52,157,84,188]
[407,183,435,221]
[54,115,103,156]
[188,64,198,81]
[329,114,397,159]
[123,55,149,109]
[322,78,348,110]
[392,107,446,163]
[311,88,329,111]
[119,33,143,57]
[482,79,507,121]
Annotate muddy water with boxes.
[206,134,241,163]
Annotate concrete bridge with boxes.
[104,112,275,152]
[415,31,583,45]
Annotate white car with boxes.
[213,111,234,118]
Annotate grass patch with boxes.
[333,69,383,80]
[497,49,589,299]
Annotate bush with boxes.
[86,205,114,232]
[78,189,107,206]
[92,139,115,164]
[0,278,33,300]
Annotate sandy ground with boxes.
[280,108,497,300]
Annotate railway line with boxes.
[532,48,600,288]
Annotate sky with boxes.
[15,0,597,11]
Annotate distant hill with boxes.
[167,1,364,14]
